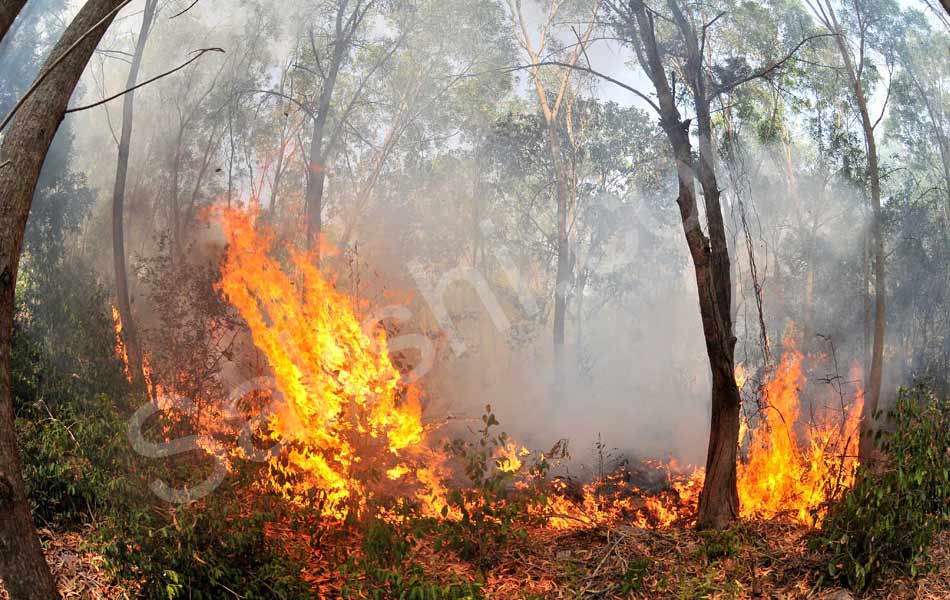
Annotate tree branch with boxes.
[0,0,136,133]
[64,47,225,113]
[507,60,661,114]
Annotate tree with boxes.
[804,0,891,462]
[0,1,126,597]
[0,0,26,42]
[609,0,816,529]
[505,0,602,372]
[290,0,390,262]
[112,0,158,393]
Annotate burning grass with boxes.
[92,206,928,598]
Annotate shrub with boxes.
[434,407,544,574]
[101,485,311,600]
[341,516,482,600]
[811,386,950,591]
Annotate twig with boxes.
[170,0,201,19]
[65,48,225,114]
[0,0,136,134]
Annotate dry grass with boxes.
[0,527,137,600]
[3,523,947,598]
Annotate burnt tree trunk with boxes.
[0,0,26,43]
[0,3,126,597]
[629,0,741,529]
[112,0,156,394]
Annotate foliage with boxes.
[341,516,483,600]
[13,259,135,526]
[101,487,311,600]
[434,407,544,574]
[812,387,950,592]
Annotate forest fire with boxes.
[214,208,445,519]
[536,338,862,530]
[110,209,865,531]
[736,340,863,524]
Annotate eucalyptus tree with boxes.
[0,0,26,42]
[0,2,131,595]
[504,0,603,369]
[804,0,899,462]
[606,0,820,529]
[111,0,158,393]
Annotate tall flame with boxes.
[215,208,427,517]
[737,337,863,524]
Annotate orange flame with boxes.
[214,207,435,518]
[737,338,862,524]
[538,335,862,530]
[110,304,133,383]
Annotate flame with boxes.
[110,304,133,383]
[537,335,862,530]
[496,442,527,473]
[205,210,860,530]
[215,207,433,518]
[736,337,862,524]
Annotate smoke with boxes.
[17,0,924,480]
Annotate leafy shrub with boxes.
[102,485,311,600]
[13,261,136,526]
[812,386,950,591]
[341,515,482,599]
[434,407,544,574]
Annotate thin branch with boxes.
[244,88,315,119]
[170,0,200,19]
[710,33,836,98]
[65,47,225,113]
[0,0,136,134]
[507,60,660,114]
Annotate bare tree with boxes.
[112,0,158,393]
[0,1,127,596]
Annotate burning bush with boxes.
[215,208,445,519]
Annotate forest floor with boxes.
[19,522,950,599]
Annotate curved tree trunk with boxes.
[0,1,124,597]
[0,0,27,43]
[112,0,156,394]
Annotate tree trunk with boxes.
[547,120,571,367]
[305,6,351,263]
[0,3,125,597]
[112,0,156,394]
[629,0,741,529]
[0,0,26,43]
[822,8,886,462]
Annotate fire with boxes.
[215,207,436,518]
[537,336,862,530]
[737,337,862,524]
[205,208,860,529]
[110,304,132,382]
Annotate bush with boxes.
[13,260,136,526]
[434,407,544,574]
[101,485,312,600]
[341,515,482,599]
[811,386,950,591]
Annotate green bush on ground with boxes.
[811,386,950,592]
